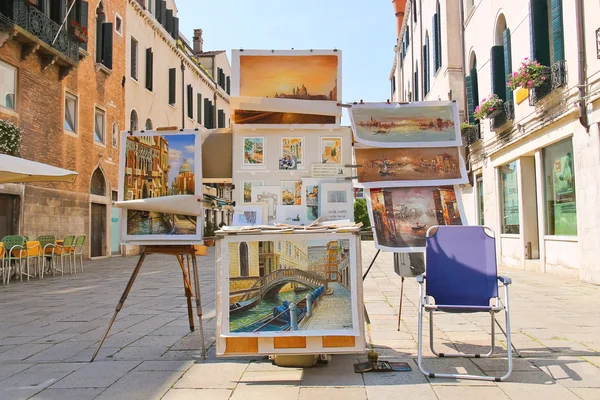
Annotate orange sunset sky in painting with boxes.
[239,55,339,99]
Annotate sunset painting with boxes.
[354,146,467,187]
[239,55,339,101]
[350,102,461,147]
[233,110,336,125]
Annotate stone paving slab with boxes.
[0,244,598,399]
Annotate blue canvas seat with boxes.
[416,226,514,382]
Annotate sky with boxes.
[166,134,196,185]
[176,0,397,125]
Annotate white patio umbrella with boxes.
[0,154,78,184]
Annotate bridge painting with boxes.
[227,238,353,334]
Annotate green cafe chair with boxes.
[73,235,86,273]
[56,235,76,274]
[37,235,59,276]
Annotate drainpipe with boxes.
[181,60,185,129]
[459,0,468,122]
[575,0,588,131]
[410,0,414,100]
[419,0,423,99]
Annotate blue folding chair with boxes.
[416,225,513,382]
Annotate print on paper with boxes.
[281,181,302,206]
[320,183,353,222]
[227,238,354,335]
[251,186,280,225]
[243,181,264,203]
[368,186,464,251]
[282,137,303,165]
[321,137,342,164]
[276,205,306,225]
[243,137,265,166]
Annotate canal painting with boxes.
[282,137,303,165]
[354,146,467,188]
[367,186,464,252]
[122,133,201,240]
[224,237,357,336]
[349,102,461,148]
[238,54,339,101]
[281,181,302,206]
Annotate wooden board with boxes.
[225,337,258,354]
[322,336,356,348]
[274,337,307,349]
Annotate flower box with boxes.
[474,94,504,120]
[70,22,88,43]
[487,108,501,119]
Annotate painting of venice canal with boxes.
[227,239,353,334]
[355,147,463,184]
[351,103,459,146]
[369,186,463,250]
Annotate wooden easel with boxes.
[91,245,206,361]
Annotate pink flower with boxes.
[513,72,518,77]
[542,76,546,80]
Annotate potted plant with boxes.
[0,120,23,156]
[507,58,548,91]
[203,221,215,247]
[474,94,504,120]
[460,122,479,145]
[70,21,88,43]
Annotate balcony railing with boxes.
[529,60,567,106]
[491,99,515,131]
[0,0,79,64]
[461,124,481,146]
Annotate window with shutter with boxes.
[101,22,113,69]
[551,0,564,62]
[423,40,430,95]
[95,4,106,64]
[166,9,173,33]
[145,48,153,91]
[503,28,513,101]
[172,17,179,40]
[414,69,419,101]
[436,1,442,70]
[413,0,417,23]
[226,77,231,94]
[187,85,193,119]
[160,1,167,26]
[218,110,225,128]
[197,93,202,123]
[50,0,66,25]
[432,15,438,73]
[465,75,474,123]
[130,37,138,80]
[490,46,506,101]
[530,0,550,66]
[168,68,176,105]
[78,1,89,51]
[203,98,210,127]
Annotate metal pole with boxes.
[397,277,405,331]
[52,0,78,45]
[91,250,147,361]
[190,248,206,359]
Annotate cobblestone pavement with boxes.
[302,282,353,331]
[0,243,599,399]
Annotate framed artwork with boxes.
[281,181,302,206]
[118,129,203,244]
[251,185,280,225]
[353,145,468,188]
[280,137,303,170]
[319,182,354,222]
[217,233,360,338]
[243,181,264,203]
[349,102,462,148]
[276,205,306,225]
[366,186,466,252]
[232,203,268,226]
[242,137,265,166]
[321,137,342,164]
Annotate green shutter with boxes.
[503,28,513,102]
[414,70,419,101]
[168,68,176,105]
[466,75,474,123]
[432,14,438,72]
[197,93,202,123]
[530,0,551,66]
[101,23,113,69]
[490,46,506,101]
[145,48,153,91]
[78,1,89,51]
[437,3,442,70]
[187,85,193,119]
[203,98,210,127]
[471,67,479,108]
[551,0,564,62]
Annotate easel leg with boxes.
[91,250,147,362]
[362,249,381,325]
[176,255,195,332]
[190,251,206,360]
[397,277,405,331]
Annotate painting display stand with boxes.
[91,245,206,361]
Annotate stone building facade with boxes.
[0,0,126,258]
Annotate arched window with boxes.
[90,168,106,196]
[145,118,153,130]
[130,109,138,131]
[95,2,106,64]
[239,242,249,277]
[112,122,118,148]
[433,1,442,72]
[490,14,511,103]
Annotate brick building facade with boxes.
[0,0,126,258]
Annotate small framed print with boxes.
[281,137,303,166]
[242,137,265,166]
[242,181,264,203]
[281,181,302,206]
[321,137,342,164]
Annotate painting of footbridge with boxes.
[225,237,356,335]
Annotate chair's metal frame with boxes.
[73,235,86,273]
[416,226,514,382]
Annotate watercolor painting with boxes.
[281,181,302,206]
[367,186,464,251]
[354,146,467,187]
[243,181,264,203]
[251,186,280,224]
[123,133,199,237]
[350,102,461,147]
[282,137,303,165]
[239,55,339,101]
[243,137,264,166]
[276,205,306,225]
[233,110,336,125]
[321,137,342,164]
[304,180,320,222]
[225,238,355,335]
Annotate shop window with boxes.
[543,138,576,235]
[500,161,519,234]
